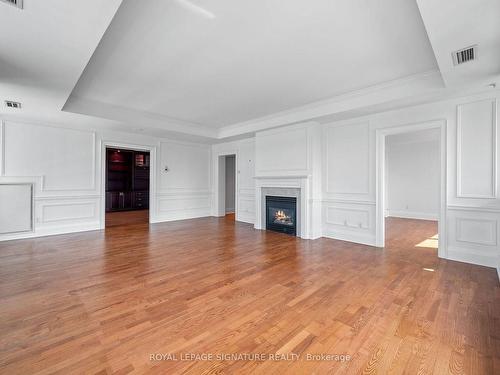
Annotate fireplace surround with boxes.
[266,195,297,235]
[256,183,303,237]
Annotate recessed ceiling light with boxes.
[5,100,22,109]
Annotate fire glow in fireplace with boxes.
[266,196,297,235]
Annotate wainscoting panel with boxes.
[155,193,211,222]
[40,200,97,224]
[322,200,376,246]
[0,195,101,241]
[447,207,499,268]
[237,194,255,224]
[456,217,497,246]
[326,206,370,229]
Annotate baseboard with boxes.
[386,210,438,221]
[322,229,377,247]
[0,222,101,242]
[236,215,255,224]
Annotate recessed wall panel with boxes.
[457,99,497,198]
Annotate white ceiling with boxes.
[1,0,499,141]
[0,0,123,132]
[416,0,500,87]
[65,0,437,129]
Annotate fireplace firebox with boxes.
[266,196,297,235]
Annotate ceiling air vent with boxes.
[0,0,23,9]
[452,45,477,65]
[5,100,22,109]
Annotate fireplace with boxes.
[266,196,297,235]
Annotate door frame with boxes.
[375,119,447,259]
[214,151,238,218]
[100,141,157,228]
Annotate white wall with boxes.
[322,91,500,270]
[212,138,255,224]
[385,129,440,220]
[0,119,211,240]
[156,140,211,222]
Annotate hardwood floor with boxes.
[0,217,498,374]
[105,210,149,227]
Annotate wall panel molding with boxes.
[40,201,97,224]
[322,198,375,205]
[255,124,310,175]
[325,122,370,195]
[157,195,211,213]
[41,132,97,193]
[447,204,500,213]
[456,98,497,199]
[455,217,497,246]
[3,122,98,194]
[325,205,371,230]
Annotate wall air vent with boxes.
[452,45,477,65]
[0,0,23,9]
[5,100,22,109]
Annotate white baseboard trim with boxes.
[322,229,377,247]
[236,215,255,225]
[0,222,101,242]
[386,210,438,221]
[307,233,323,240]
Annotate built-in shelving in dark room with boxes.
[105,148,150,212]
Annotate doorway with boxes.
[216,154,237,220]
[385,128,440,254]
[104,147,150,227]
[376,120,447,259]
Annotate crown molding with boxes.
[63,95,218,138]
[217,70,444,139]
[58,70,495,142]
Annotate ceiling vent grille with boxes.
[452,45,477,65]
[0,0,23,9]
[5,100,22,109]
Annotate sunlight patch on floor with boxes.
[416,233,439,249]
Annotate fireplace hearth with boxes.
[266,196,297,235]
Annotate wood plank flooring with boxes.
[105,210,149,228]
[0,217,498,374]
